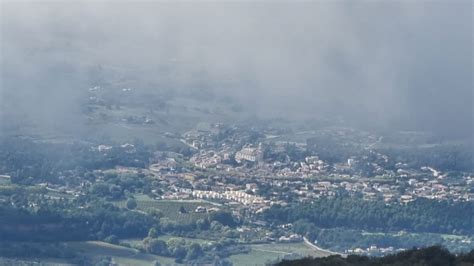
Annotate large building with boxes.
[235,144,264,164]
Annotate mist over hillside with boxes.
[1,1,472,139]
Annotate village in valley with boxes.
[16,117,472,257]
[109,121,473,208]
[1,83,472,265]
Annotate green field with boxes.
[0,241,176,266]
[116,197,220,224]
[121,235,215,250]
[156,235,214,245]
[0,239,330,265]
[85,95,246,145]
[229,242,332,266]
[0,257,74,266]
[68,241,176,266]
[121,237,330,266]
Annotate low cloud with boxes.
[1,1,472,138]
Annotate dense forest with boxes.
[277,246,474,266]
[380,144,474,172]
[262,197,474,235]
[0,138,153,185]
[0,199,155,241]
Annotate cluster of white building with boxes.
[192,190,265,205]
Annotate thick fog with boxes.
[1,1,472,138]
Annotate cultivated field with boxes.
[68,241,176,266]
[116,197,220,224]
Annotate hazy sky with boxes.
[1,1,472,138]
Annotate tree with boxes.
[96,256,112,266]
[143,238,168,256]
[210,211,236,227]
[109,184,123,199]
[126,199,137,210]
[196,218,210,230]
[172,246,187,260]
[103,235,119,245]
[214,258,234,266]
[167,238,186,248]
[160,219,177,232]
[185,243,203,260]
[210,221,223,231]
[90,183,109,196]
[179,206,187,214]
[149,209,164,220]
